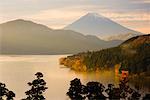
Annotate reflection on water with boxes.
[70,70,118,85]
[0,55,147,99]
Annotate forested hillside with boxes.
[60,34,150,74]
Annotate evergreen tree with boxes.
[67,78,87,100]
[0,82,15,100]
[23,72,48,100]
[86,82,106,100]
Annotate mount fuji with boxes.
[64,13,142,40]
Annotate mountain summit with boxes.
[64,13,142,40]
[0,19,122,55]
[83,13,106,18]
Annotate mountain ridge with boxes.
[0,19,122,55]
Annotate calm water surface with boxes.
[0,55,116,100]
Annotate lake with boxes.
[0,55,118,100]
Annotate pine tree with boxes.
[23,72,48,100]
[0,82,15,100]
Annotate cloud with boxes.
[131,0,150,3]
[0,0,149,33]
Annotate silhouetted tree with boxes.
[143,94,150,100]
[0,82,15,100]
[23,72,48,100]
[67,78,87,100]
[86,82,106,100]
[67,78,106,100]
[67,78,145,100]
[129,91,141,100]
[105,84,118,99]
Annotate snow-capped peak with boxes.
[85,13,106,19]
[64,13,142,39]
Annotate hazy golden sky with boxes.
[0,0,149,33]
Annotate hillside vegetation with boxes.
[60,34,150,74]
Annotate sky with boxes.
[0,0,149,33]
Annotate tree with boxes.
[0,82,15,100]
[67,78,144,100]
[67,78,87,100]
[86,82,106,100]
[143,94,150,100]
[67,78,106,100]
[23,72,48,100]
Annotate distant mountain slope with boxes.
[0,19,122,55]
[106,33,140,41]
[64,13,142,40]
[120,34,150,46]
[60,34,150,74]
